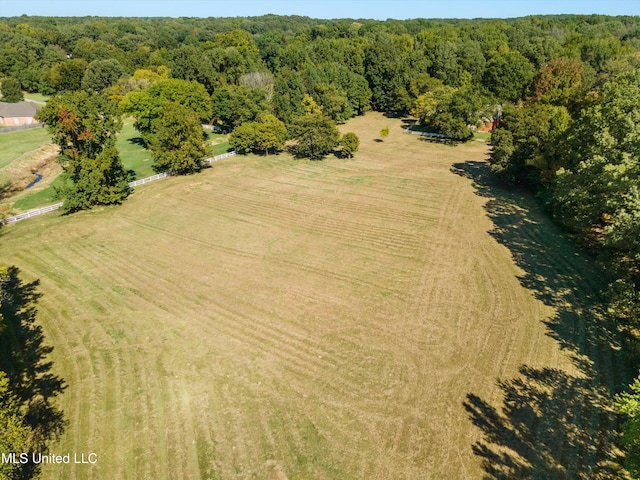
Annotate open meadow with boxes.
[0,113,624,479]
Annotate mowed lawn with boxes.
[0,126,51,169]
[0,113,619,479]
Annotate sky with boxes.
[0,0,638,19]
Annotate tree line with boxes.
[2,12,640,475]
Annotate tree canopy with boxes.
[290,112,340,159]
[149,102,208,173]
[36,90,130,212]
[0,77,23,102]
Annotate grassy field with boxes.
[116,120,230,180]
[12,174,64,211]
[0,113,624,479]
[22,92,50,103]
[0,127,51,169]
[117,120,156,179]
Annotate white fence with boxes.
[2,151,236,225]
[2,202,64,224]
[202,124,225,133]
[405,129,450,139]
[127,171,170,187]
[205,151,236,164]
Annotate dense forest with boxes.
[1,12,640,477]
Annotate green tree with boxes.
[273,68,306,124]
[379,126,390,140]
[488,128,515,175]
[81,58,127,92]
[432,112,473,141]
[490,103,570,185]
[313,82,353,122]
[122,78,212,141]
[616,377,640,478]
[168,45,216,93]
[254,114,287,155]
[412,86,455,125]
[46,59,87,92]
[551,70,640,238]
[1,77,23,103]
[340,132,360,158]
[36,90,130,212]
[483,51,535,102]
[229,122,257,154]
[532,57,584,106]
[0,372,31,480]
[212,85,269,129]
[149,102,207,174]
[290,113,340,160]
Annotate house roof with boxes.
[0,101,41,118]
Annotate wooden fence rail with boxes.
[2,151,236,225]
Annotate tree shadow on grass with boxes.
[418,135,461,146]
[452,161,631,479]
[0,266,66,479]
[127,136,146,147]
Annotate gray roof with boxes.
[0,101,41,118]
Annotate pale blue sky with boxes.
[1,0,638,19]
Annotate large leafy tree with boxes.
[483,51,535,102]
[551,70,640,245]
[290,112,340,159]
[149,102,207,174]
[532,57,585,107]
[229,114,287,155]
[168,45,216,93]
[1,77,24,103]
[0,372,31,480]
[36,90,130,212]
[490,103,570,185]
[211,85,269,129]
[228,122,257,154]
[45,59,87,93]
[254,114,287,155]
[81,58,127,92]
[122,78,212,142]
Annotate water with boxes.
[26,172,43,189]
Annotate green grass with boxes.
[204,131,231,157]
[209,141,231,156]
[0,127,51,169]
[473,130,491,142]
[5,121,231,212]
[13,175,64,211]
[22,92,49,104]
[116,120,155,179]
[118,122,231,178]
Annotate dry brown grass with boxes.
[0,143,60,213]
[0,113,620,479]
